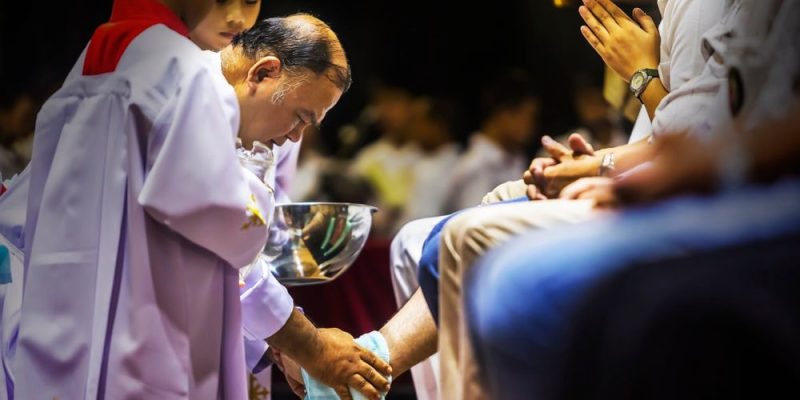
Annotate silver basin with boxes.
[262,202,377,286]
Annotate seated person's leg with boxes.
[417,196,531,323]
[379,180,529,399]
[390,217,445,307]
[437,199,596,400]
[379,289,438,379]
[388,217,446,400]
[479,179,529,206]
[467,180,800,399]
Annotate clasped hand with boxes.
[524,134,602,199]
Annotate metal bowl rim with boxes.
[275,201,378,213]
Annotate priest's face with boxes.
[238,71,344,149]
[190,0,261,51]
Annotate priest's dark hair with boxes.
[232,13,352,93]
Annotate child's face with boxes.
[190,0,261,51]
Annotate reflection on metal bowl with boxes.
[262,202,377,286]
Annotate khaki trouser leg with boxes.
[437,200,596,399]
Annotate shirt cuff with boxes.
[243,336,270,372]
[240,258,294,340]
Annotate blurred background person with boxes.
[542,79,629,155]
[0,75,57,179]
[288,126,330,202]
[0,87,34,179]
[443,69,540,213]
[350,84,421,236]
[398,96,461,228]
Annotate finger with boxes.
[580,187,618,207]
[358,360,390,392]
[577,187,599,200]
[560,179,592,199]
[360,349,392,376]
[529,157,556,172]
[578,6,610,43]
[288,379,306,398]
[523,170,535,185]
[568,133,595,156]
[598,0,633,24]
[541,135,571,160]
[584,0,619,30]
[580,25,607,56]
[348,374,381,400]
[633,8,658,34]
[536,192,548,201]
[526,184,539,201]
[543,163,572,195]
[335,385,354,400]
[534,166,549,192]
[272,352,284,370]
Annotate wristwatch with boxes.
[629,68,660,101]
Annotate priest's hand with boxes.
[306,328,391,400]
[272,348,307,398]
[268,310,392,400]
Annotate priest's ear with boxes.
[247,56,282,88]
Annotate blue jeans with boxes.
[466,179,800,399]
[417,197,528,323]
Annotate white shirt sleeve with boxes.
[628,107,653,144]
[243,336,269,372]
[652,0,729,139]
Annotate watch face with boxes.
[631,73,644,90]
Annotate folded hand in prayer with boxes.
[579,0,660,82]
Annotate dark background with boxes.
[0,0,656,155]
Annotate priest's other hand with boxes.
[272,348,307,398]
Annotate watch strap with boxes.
[640,68,659,78]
